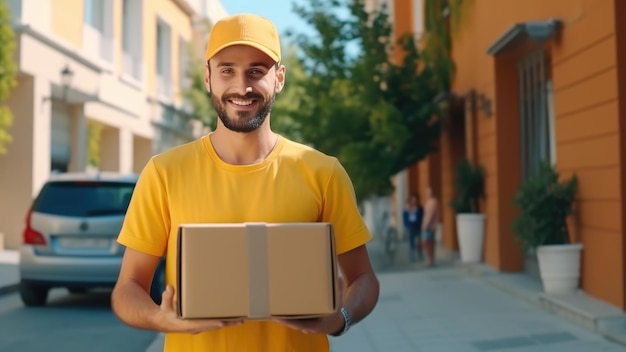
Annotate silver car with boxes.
[19,172,164,306]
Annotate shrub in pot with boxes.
[512,161,580,293]
[450,158,485,263]
[450,158,485,213]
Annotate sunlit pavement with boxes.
[328,238,626,352]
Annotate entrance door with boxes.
[51,102,70,172]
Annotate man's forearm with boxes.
[342,272,379,325]
[111,279,161,331]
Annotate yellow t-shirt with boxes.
[118,134,372,352]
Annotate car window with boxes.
[33,181,136,217]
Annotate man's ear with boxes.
[275,65,286,93]
[204,63,211,93]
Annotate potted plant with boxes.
[450,158,486,263]
[512,162,580,294]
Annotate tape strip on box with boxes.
[246,223,270,318]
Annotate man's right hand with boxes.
[157,285,244,334]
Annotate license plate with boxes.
[59,237,110,249]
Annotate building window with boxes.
[156,18,172,98]
[122,0,143,81]
[518,48,556,180]
[83,0,113,62]
[84,0,103,29]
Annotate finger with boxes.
[273,319,302,330]
[186,319,244,335]
[220,319,244,327]
[161,285,175,311]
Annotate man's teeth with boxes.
[232,99,253,106]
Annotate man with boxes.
[421,187,440,267]
[402,193,423,262]
[111,13,380,352]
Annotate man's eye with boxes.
[221,68,233,74]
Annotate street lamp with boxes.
[42,65,74,103]
[60,65,74,101]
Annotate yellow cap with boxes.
[205,14,281,63]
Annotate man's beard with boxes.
[212,92,275,133]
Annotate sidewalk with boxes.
[3,245,626,351]
[0,249,19,296]
[329,265,626,351]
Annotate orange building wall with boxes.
[439,132,458,249]
[615,0,626,312]
[450,0,625,307]
[439,100,467,250]
[392,0,413,64]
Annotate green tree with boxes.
[423,0,470,93]
[0,0,18,155]
[269,45,306,141]
[87,121,102,167]
[287,0,444,200]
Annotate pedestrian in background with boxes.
[402,192,423,262]
[421,187,440,267]
[110,13,380,352]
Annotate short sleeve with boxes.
[320,159,372,254]
[117,159,170,257]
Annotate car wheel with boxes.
[19,281,50,307]
[150,258,166,305]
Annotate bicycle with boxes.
[378,211,400,264]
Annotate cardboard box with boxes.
[176,222,339,319]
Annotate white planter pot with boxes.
[536,243,583,294]
[456,213,486,263]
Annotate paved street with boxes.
[0,250,156,352]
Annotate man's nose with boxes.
[234,75,252,95]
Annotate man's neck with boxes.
[209,127,279,165]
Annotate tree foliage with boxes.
[87,121,102,167]
[0,0,17,155]
[286,0,444,200]
[423,0,470,93]
[265,45,306,141]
